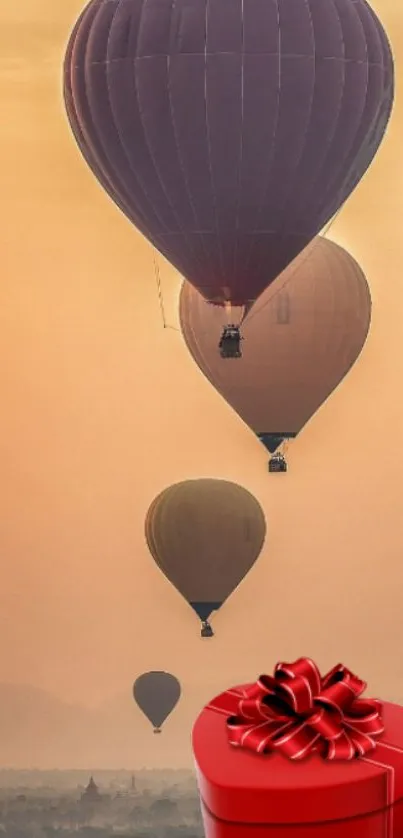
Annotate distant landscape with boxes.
[0,769,204,837]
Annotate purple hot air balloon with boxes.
[63,0,393,326]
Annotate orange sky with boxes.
[0,0,402,769]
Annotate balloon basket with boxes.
[218,325,242,359]
[268,455,287,474]
[153,728,162,734]
[201,622,214,639]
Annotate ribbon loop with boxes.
[226,657,384,762]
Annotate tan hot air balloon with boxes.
[133,671,181,734]
[179,237,371,470]
[145,479,266,637]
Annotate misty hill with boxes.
[0,684,104,768]
[0,682,202,769]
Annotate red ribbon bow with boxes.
[227,658,384,760]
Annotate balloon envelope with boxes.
[145,479,266,621]
[133,671,181,730]
[64,0,393,307]
[179,238,371,449]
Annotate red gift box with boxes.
[192,659,403,838]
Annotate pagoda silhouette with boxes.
[113,775,138,799]
[80,776,101,803]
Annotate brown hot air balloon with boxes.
[133,671,181,733]
[145,479,266,637]
[179,238,371,470]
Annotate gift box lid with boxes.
[192,684,403,826]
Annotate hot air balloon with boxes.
[63,0,393,351]
[133,671,181,733]
[179,237,371,470]
[145,479,266,636]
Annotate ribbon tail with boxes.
[228,719,292,754]
[344,724,377,756]
[272,721,322,760]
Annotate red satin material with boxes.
[226,658,384,761]
[193,687,403,826]
[200,797,403,838]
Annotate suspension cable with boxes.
[152,249,167,329]
[152,249,181,332]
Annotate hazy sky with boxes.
[0,0,402,769]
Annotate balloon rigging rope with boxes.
[152,247,183,332]
[152,249,168,330]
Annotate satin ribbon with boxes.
[226,657,384,760]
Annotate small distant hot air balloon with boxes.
[133,671,181,734]
[63,0,393,351]
[179,238,371,471]
[145,479,266,636]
